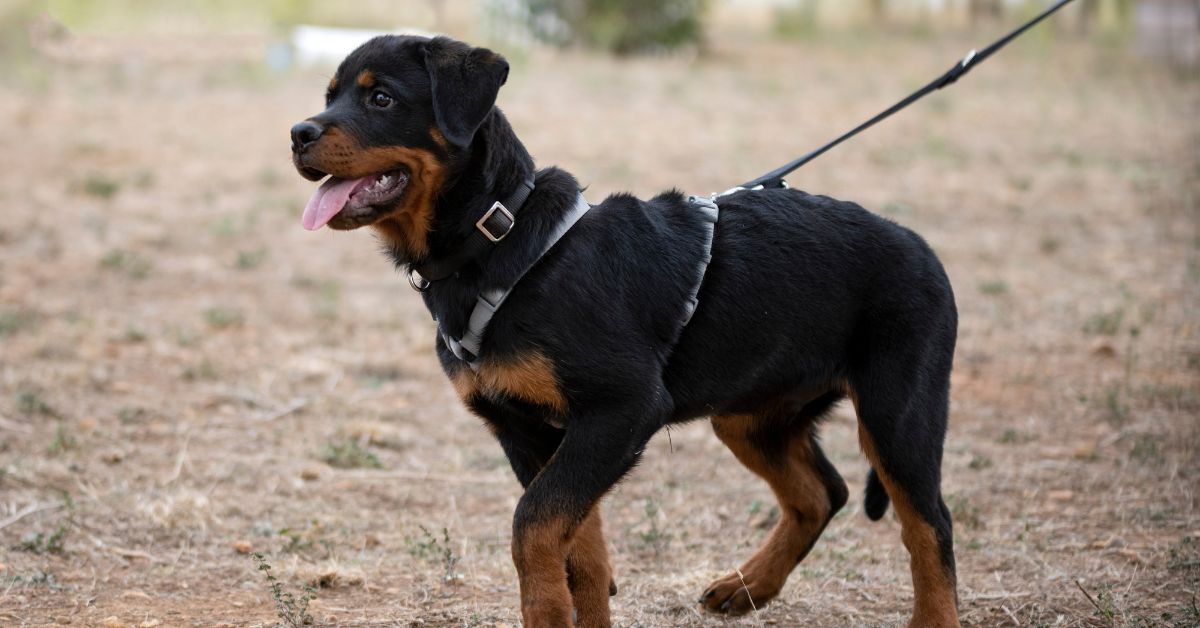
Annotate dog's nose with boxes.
[290,120,324,152]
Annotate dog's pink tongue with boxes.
[302,176,368,231]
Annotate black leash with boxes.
[732,0,1077,192]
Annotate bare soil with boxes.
[0,26,1197,628]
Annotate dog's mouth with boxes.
[301,168,410,231]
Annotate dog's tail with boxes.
[863,468,890,521]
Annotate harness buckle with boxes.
[476,201,515,243]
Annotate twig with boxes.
[0,414,33,434]
[734,568,757,613]
[162,431,191,486]
[0,501,63,531]
[1075,579,1103,614]
[254,398,309,423]
[109,546,164,563]
[1001,604,1021,626]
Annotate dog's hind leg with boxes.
[700,394,849,615]
[849,350,960,628]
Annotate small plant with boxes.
[1038,235,1061,255]
[978,279,1008,296]
[236,247,269,270]
[99,248,152,280]
[404,525,459,583]
[81,174,120,199]
[637,498,671,553]
[46,421,77,455]
[321,438,382,469]
[946,495,982,530]
[968,454,993,470]
[17,390,58,418]
[17,524,68,554]
[203,306,245,329]
[7,569,63,590]
[252,552,316,628]
[1104,385,1130,426]
[0,308,35,337]
[1083,308,1124,336]
[1129,433,1163,466]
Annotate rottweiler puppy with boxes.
[291,35,960,628]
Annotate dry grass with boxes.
[0,18,1197,628]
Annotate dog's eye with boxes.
[370,90,393,109]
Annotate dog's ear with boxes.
[424,37,509,148]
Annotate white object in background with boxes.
[291,25,437,68]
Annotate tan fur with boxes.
[452,351,568,414]
[513,517,574,627]
[327,76,338,92]
[303,127,445,260]
[703,412,833,613]
[567,509,613,628]
[355,69,375,88]
[429,126,448,150]
[857,423,961,628]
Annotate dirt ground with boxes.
[0,20,1197,628]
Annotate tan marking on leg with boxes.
[567,508,612,628]
[355,69,375,88]
[858,424,960,628]
[513,516,574,627]
[703,413,833,614]
[476,351,567,414]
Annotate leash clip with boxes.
[960,48,977,68]
[710,179,787,201]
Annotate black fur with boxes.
[291,34,960,624]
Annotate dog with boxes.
[290,35,961,628]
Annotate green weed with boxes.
[236,247,269,270]
[978,280,1008,296]
[81,174,120,199]
[99,248,152,280]
[1084,308,1124,335]
[46,421,77,455]
[1104,385,1130,426]
[0,308,36,336]
[203,307,244,329]
[17,524,68,554]
[321,438,382,469]
[404,525,459,583]
[252,552,315,627]
[17,390,58,418]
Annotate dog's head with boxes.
[290,35,509,250]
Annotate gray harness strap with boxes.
[681,195,719,327]
[444,192,592,370]
[443,192,718,371]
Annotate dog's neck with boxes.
[427,109,535,265]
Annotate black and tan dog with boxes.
[290,35,960,628]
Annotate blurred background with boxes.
[0,1,1197,626]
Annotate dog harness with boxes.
[440,192,719,371]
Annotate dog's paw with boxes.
[698,571,779,615]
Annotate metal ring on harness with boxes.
[408,268,430,292]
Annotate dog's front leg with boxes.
[510,404,662,628]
